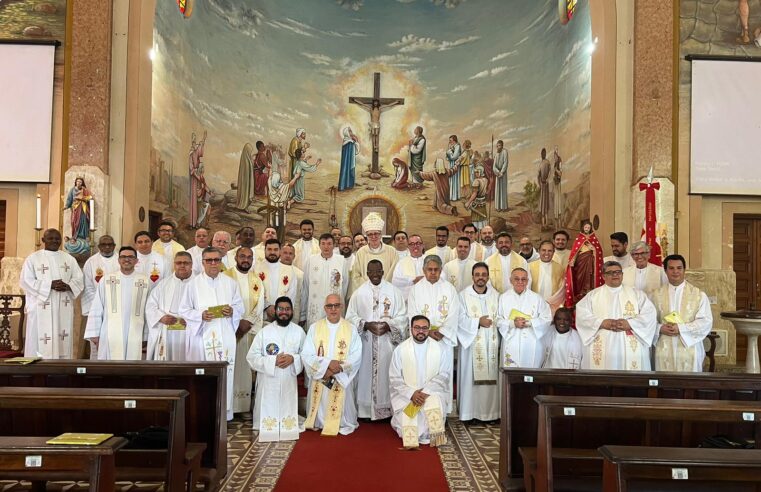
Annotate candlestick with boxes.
[89,198,95,231]
[35,194,41,230]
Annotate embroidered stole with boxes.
[487,251,522,292]
[653,282,702,371]
[225,269,262,330]
[590,286,642,370]
[105,273,148,360]
[400,339,447,448]
[153,277,181,361]
[195,275,234,363]
[305,319,352,436]
[463,292,499,383]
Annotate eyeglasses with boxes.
[324,303,341,309]
[631,251,648,257]
[118,255,137,260]
[158,228,173,233]
[174,261,192,266]
[408,242,423,246]
[512,278,528,282]
[276,306,292,312]
[411,325,430,331]
[603,270,623,276]
[203,258,222,264]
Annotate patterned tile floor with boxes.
[0,418,501,492]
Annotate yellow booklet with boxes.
[508,309,532,321]
[207,305,229,319]
[3,357,41,365]
[403,403,422,419]
[663,311,685,324]
[47,433,113,446]
[167,318,185,330]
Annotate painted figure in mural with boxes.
[538,147,552,228]
[253,141,272,197]
[408,126,426,185]
[446,135,462,201]
[188,130,207,228]
[418,158,459,216]
[287,128,309,180]
[391,157,409,189]
[352,98,404,153]
[493,140,508,211]
[457,139,473,199]
[196,167,213,228]
[464,164,489,230]
[269,156,297,211]
[236,143,256,211]
[552,146,563,228]
[64,177,92,241]
[482,150,496,202]
[291,148,321,203]
[565,219,604,308]
[338,126,359,191]
[738,0,752,44]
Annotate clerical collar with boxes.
[606,285,623,292]
[670,281,685,289]
[473,285,488,295]
[513,289,527,296]
[368,244,383,253]
[175,274,192,282]
[101,253,115,258]
[321,254,332,260]
[520,251,532,260]
[235,267,250,274]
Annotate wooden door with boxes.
[733,215,761,362]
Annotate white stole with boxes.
[400,339,446,448]
[105,273,149,360]
[462,292,499,383]
[195,275,234,362]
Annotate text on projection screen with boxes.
[0,43,56,183]
[691,59,761,196]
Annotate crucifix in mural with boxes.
[348,72,405,179]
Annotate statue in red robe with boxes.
[564,220,604,308]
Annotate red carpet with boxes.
[274,422,449,491]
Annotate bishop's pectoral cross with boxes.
[348,72,405,179]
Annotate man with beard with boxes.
[146,252,195,361]
[338,235,355,271]
[347,260,407,421]
[529,240,566,313]
[551,230,571,269]
[389,315,450,448]
[279,243,306,325]
[256,239,303,325]
[224,246,265,417]
[254,227,278,263]
[187,227,210,275]
[458,262,500,423]
[518,236,540,263]
[603,232,634,270]
[353,232,367,251]
[226,226,256,268]
[485,232,530,294]
[247,296,305,441]
[152,220,185,272]
[303,234,349,329]
[293,219,319,270]
[479,225,496,258]
[81,235,118,358]
[425,226,454,264]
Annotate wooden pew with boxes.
[0,386,191,492]
[599,445,761,491]
[533,395,761,492]
[499,368,761,490]
[0,436,127,492]
[0,360,227,490]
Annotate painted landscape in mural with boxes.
[150,0,592,245]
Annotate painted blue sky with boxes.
[152,0,591,193]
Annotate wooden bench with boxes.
[499,368,761,490]
[533,395,761,492]
[0,360,227,490]
[0,436,127,492]
[0,386,196,492]
[599,445,761,491]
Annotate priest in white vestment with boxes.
[187,227,210,275]
[389,315,450,448]
[21,229,84,359]
[407,255,461,413]
[211,231,233,270]
[425,226,454,264]
[256,239,304,324]
[152,221,185,272]
[180,247,244,421]
[393,231,411,260]
[85,246,150,361]
[529,240,566,312]
[224,246,265,414]
[652,255,713,372]
[480,225,497,258]
[134,231,166,287]
[575,260,658,371]
[622,241,667,298]
[247,296,305,441]
[391,234,425,298]
[225,227,257,273]
[552,231,571,269]
[518,236,540,263]
[253,227,278,264]
[496,268,552,368]
[457,262,500,422]
[463,224,486,262]
[302,294,363,436]
[542,308,583,369]
[82,235,118,359]
[146,252,194,361]
[603,232,635,270]
[443,237,476,292]
[303,234,349,329]
[486,232,530,294]
[349,213,398,296]
[337,235,356,273]
[293,219,320,270]
[346,260,407,420]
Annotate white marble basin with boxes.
[721,312,761,373]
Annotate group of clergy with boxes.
[19,216,713,448]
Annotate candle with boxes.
[89,199,95,230]
[35,194,41,230]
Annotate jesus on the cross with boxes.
[349,72,405,178]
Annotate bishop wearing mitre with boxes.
[349,212,398,296]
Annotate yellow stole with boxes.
[529,260,563,296]
[486,251,523,292]
[652,282,702,371]
[223,268,262,326]
[305,319,352,436]
[590,286,642,370]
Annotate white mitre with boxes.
[362,212,385,235]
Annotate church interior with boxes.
[2,0,761,490]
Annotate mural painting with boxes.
[150,0,593,246]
